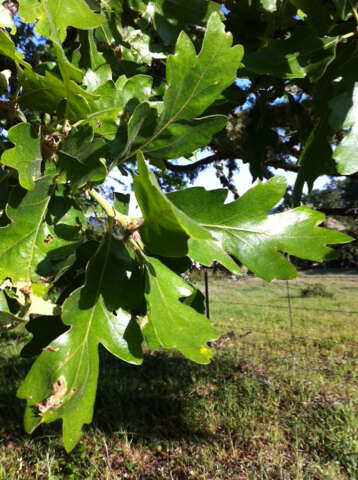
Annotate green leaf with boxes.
[120,12,243,162]
[1,123,42,191]
[83,65,112,93]
[20,70,96,121]
[186,239,242,275]
[0,30,30,68]
[161,12,242,124]
[126,103,227,160]
[21,315,69,358]
[19,0,105,43]
[289,0,331,31]
[84,75,152,139]
[144,256,218,363]
[20,1,86,87]
[168,178,352,281]
[332,0,350,19]
[330,83,358,175]
[121,27,167,65]
[133,153,212,256]
[57,126,108,188]
[244,28,338,81]
[0,289,23,329]
[260,0,278,12]
[58,125,106,165]
[128,0,221,44]
[17,232,143,452]
[0,177,82,284]
[292,119,336,204]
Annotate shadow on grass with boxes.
[93,348,235,440]
[0,343,238,442]
[0,341,357,475]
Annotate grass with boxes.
[0,271,357,479]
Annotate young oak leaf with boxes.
[19,0,105,43]
[133,152,212,257]
[119,12,244,163]
[0,177,83,284]
[1,123,42,191]
[17,234,143,453]
[168,177,352,282]
[144,256,218,364]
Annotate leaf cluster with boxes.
[0,0,353,451]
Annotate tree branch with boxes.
[164,155,216,173]
[214,159,240,199]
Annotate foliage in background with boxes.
[0,0,354,451]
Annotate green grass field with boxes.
[1,272,357,479]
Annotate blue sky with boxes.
[107,152,330,216]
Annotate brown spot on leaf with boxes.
[44,234,53,244]
[67,388,77,400]
[42,346,59,353]
[114,45,122,59]
[35,376,67,414]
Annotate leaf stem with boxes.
[87,188,142,231]
[88,188,124,224]
[0,170,11,184]
[354,8,358,24]
[341,32,355,39]
[350,1,358,23]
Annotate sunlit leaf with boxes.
[168,178,352,281]
[144,256,218,363]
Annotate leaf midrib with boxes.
[120,37,224,163]
[61,232,113,391]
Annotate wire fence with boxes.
[202,271,358,321]
[209,300,358,315]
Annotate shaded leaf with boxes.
[1,123,42,191]
[330,82,358,175]
[244,28,338,81]
[0,290,23,329]
[20,70,96,121]
[17,231,143,452]
[292,119,336,203]
[58,125,106,165]
[21,315,69,358]
[58,127,108,188]
[130,105,227,161]
[128,0,221,44]
[0,177,82,284]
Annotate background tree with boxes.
[303,177,358,267]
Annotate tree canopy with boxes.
[0,0,355,451]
